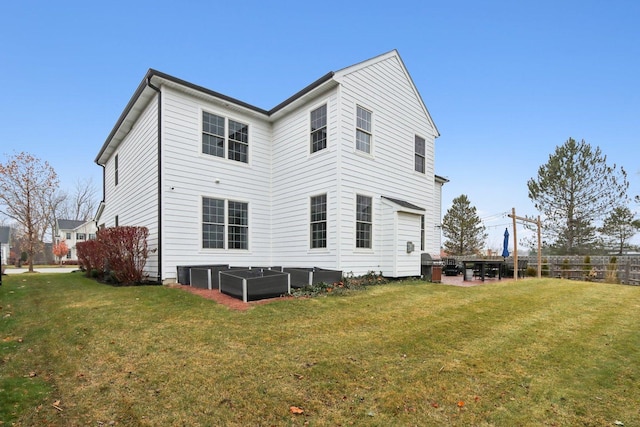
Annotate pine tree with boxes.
[527,138,628,255]
[598,206,639,255]
[442,194,487,255]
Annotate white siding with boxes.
[396,212,422,276]
[160,86,273,280]
[101,97,160,278]
[98,50,442,281]
[334,53,439,275]
[270,89,340,268]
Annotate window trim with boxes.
[201,110,250,164]
[355,105,373,154]
[114,154,119,186]
[309,103,328,154]
[414,135,426,173]
[355,194,373,249]
[310,193,327,249]
[201,196,249,250]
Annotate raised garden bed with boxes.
[177,265,229,289]
[219,269,291,302]
[283,267,343,288]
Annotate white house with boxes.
[0,226,10,266]
[55,219,98,261]
[95,50,445,283]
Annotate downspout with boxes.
[147,77,163,283]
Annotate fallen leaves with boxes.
[52,400,63,411]
[289,406,304,415]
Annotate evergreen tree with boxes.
[442,194,487,255]
[598,206,639,254]
[527,138,628,255]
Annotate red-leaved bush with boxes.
[77,226,149,285]
[76,239,105,277]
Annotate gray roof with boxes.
[57,219,86,231]
[382,196,425,211]
[0,226,10,244]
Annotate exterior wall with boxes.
[160,86,273,281]
[270,88,340,269]
[0,243,8,265]
[97,51,442,281]
[62,222,98,261]
[333,54,439,275]
[100,97,160,278]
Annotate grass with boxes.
[1,273,639,426]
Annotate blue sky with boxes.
[1,0,638,250]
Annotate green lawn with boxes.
[1,273,638,426]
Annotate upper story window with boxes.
[415,135,426,173]
[202,111,249,163]
[310,194,327,249]
[65,232,71,240]
[89,233,96,240]
[228,120,249,163]
[114,154,119,185]
[202,197,249,250]
[310,104,327,153]
[76,233,86,241]
[356,195,372,249]
[355,106,372,154]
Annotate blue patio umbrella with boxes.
[502,228,510,258]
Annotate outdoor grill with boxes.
[420,253,442,283]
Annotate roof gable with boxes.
[333,50,439,137]
[96,50,438,164]
[57,219,86,231]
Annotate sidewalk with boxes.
[3,267,79,275]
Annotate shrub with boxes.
[292,271,388,298]
[77,239,105,277]
[98,226,149,285]
[77,226,150,285]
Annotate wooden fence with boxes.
[446,255,640,285]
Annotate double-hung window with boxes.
[202,112,249,163]
[310,194,327,249]
[355,106,372,153]
[202,197,248,249]
[356,195,372,249]
[227,201,248,249]
[310,104,327,153]
[77,233,86,241]
[415,135,426,173]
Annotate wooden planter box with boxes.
[219,269,291,302]
[283,267,343,288]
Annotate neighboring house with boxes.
[0,226,10,266]
[55,219,98,261]
[95,50,446,283]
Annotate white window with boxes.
[202,112,249,163]
[355,106,372,153]
[356,195,372,248]
[310,104,327,153]
[114,154,119,185]
[202,197,248,249]
[415,135,426,173]
[310,194,327,249]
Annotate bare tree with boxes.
[68,177,98,221]
[0,152,59,272]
